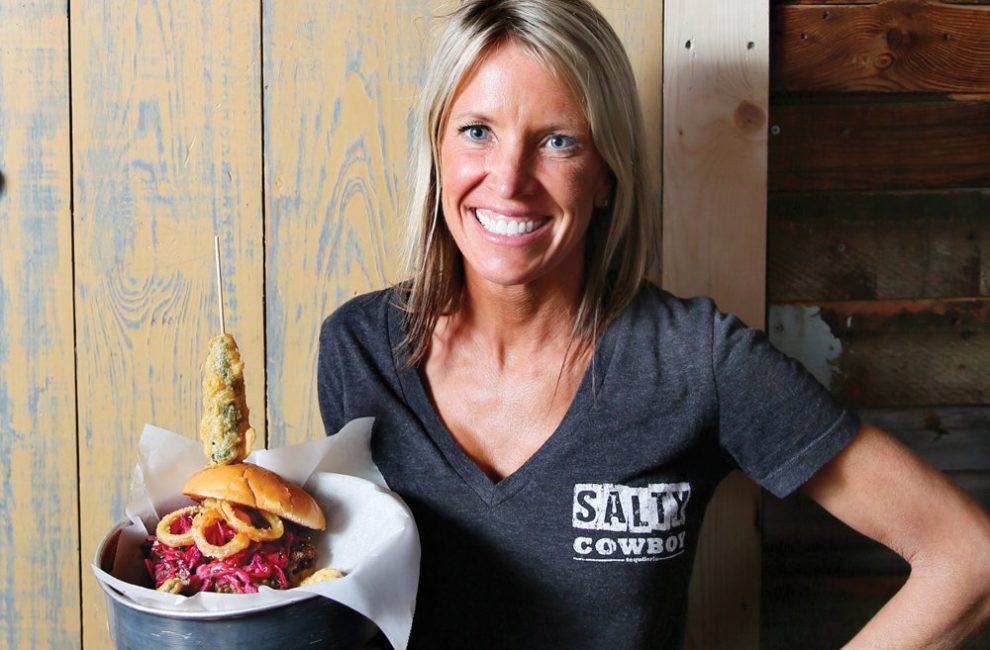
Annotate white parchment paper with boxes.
[90,418,420,650]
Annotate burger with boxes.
[145,462,338,595]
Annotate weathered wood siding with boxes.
[70,3,264,647]
[0,3,79,649]
[763,0,990,646]
[4,2,776,649]
[263,1,433,451]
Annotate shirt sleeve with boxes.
[317,314,345,436]
[711,308,860,497]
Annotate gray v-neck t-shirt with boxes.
[317,283,859,649]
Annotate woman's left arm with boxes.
[802,421,990,649]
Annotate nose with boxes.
[485,141,535,198]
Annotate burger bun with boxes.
[182,462,326,530]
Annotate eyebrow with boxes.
[448,111,491,125]
[448,110,589,134]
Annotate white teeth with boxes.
[475,209,546,237]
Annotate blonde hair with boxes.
[399,0,657,366]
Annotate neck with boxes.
[439,270,586,368]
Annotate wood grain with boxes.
[264,1,441,449]
[768,189,990,302]
[770,298,990,407]
[772,0,990,93]
[664,1,769,326]
[664,0,768,647]
[0,2,79,648]
[865,404,990,441]
[0,0,769,645]
[776,0,990,4]
[765,406,990,559]
[264,0,665,449]
[764,472,990,573]
[70,2,263,648]
[769,98,990,192]
[763,407,990,609]
[763,404,990,647]
[822,298,990,406]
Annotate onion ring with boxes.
[155,505,201,547]
[191,507,250,559]
[219,500,284,542]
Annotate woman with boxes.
[318,1,990,647]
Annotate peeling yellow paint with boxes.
[0,3,79,650]
[0,2,768,648]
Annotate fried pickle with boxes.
[199,333,256,465]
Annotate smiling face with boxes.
[438,42,611,298]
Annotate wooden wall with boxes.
[0,0,779,648]
[762,1,990,647]
[0,5,79,650]
[3,1,747,648]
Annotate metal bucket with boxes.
[96,522,382,650]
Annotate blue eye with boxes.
[546,134,578,151]
[460,124,490,141]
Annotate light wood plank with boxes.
[592,0,664,270]
[0,2,79,648]
[663,1,768,326]
[663,0,769,647]
[70,2,262,647]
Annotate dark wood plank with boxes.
[762,575,912,650]
[767,189,990,302]
[774,1,879,5]
[768,98,990,192]
[772,0,990,93]
[774,0,990,6]
[768,298,990,406]
[763,406,990,571]
[865,406,990,471]
[864,404,990,433]
[763,573,990,649]
[763,572,990,650]
[763,471,990,572]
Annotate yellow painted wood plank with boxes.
[663,0,769,648]
[264,0,666,450]
[265,1,446,448]
[0,3,79,648]
[592,0,664,264]
[70,2,263,647]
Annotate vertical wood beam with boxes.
[663,0,769,647]
[0,2,79,648]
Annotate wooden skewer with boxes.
[214,235,226,335]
